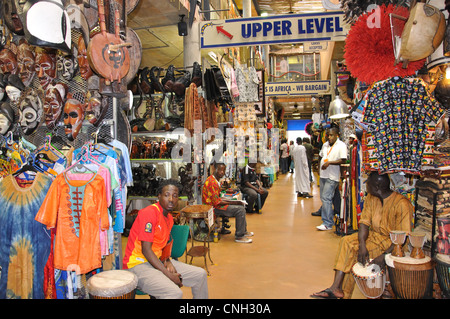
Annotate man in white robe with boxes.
[291,137,312,198]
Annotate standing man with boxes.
[317,126,347,231]
[302,137,314,182]
[291,137,312,198]
[280,138,289,174]
[202,162,253,243]
[123,179,209,299]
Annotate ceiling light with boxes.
[328,95,350,119]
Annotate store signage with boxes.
[200,11,349,49]
[304,41,328,52]
[265,81,331,96]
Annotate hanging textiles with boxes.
[0,173,53,299]
[235,65,259,103]
[35,171,109,274]
[361,77,444,174]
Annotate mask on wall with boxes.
[16,39,36,86]
[22,0,71,53]
[18,87,44,135]
[0,47,18,75]
[63,97,85,141]
[5,74,25,104]
[76,35,93,81]
[0,101,15,135]
[85,76,108,126]
[1,0,24,35]
[57,50,79,81]
[35,47,56,90]
[43,82,67,130]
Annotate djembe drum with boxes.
[87,270,138,299]
[435,254,450,299]
[390,230,407,257]
[385,253,435,299]
[351,262,386,299]
[409,232,427,259]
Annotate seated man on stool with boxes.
[202,162,254,244]
[240,162,269,213]
[311,172,413,299]
[123,179,209,299]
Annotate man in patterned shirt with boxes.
[202,162,253,243]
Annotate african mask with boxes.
[22,0,71,53]
[43,82,67,130]
[63,98,85,141]
[77,35,93,81]
[16,39,36,86]
[0,74,5,101]
[0,101,15,135]
[18,87,44,135]
[85,76,108,126]
[5,74,25,104]
[57,50,79,81]
[35,47,56,90]
[1,0,24,35]
[0,48,18,75]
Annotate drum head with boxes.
[87,270,138,297]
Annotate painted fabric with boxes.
[0,173,53,299]
[362,77,444,173]
[235,66,259,102]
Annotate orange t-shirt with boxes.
[122,202,174,269]
[35,172,108,274]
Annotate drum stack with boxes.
[385,231,435,299]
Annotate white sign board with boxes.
[304,41,328,52]
[265,81,331,96]
[200,11,349,49]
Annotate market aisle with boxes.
[177,172,365,299]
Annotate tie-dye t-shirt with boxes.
[0,173,53,299]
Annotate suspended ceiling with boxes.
[126,0,346,117]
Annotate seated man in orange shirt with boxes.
[202,162,253,243]
[123,179,208,299]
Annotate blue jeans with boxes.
[319,178,339,228]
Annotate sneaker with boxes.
[316,224,332,231]
[303,194,313,198]
[311,211,321,217]
[235,237,253,243]
[244,231,254,237]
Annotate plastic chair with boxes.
[170,224,190,259]
[135,224,189,298]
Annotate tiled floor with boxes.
[123,172,365,299]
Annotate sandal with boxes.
[310,288,343,299]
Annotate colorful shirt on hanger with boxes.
[362,77,444,173]
[235,66,259,102]
[0,173,53,299]
[35,172,108,274]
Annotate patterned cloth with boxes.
[361,77,444,173]
[0,173,53,299]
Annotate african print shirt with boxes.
[0,173,53,299]
[35,172,108,274]
[362,77,444,173]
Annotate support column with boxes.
[240,0,252,65]
[183,21,201,68]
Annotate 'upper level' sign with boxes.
[200,11,349,49]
